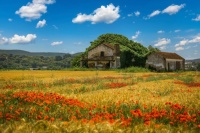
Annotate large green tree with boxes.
[82,33,149,68]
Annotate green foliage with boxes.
[148,45,160,53]
[71,54,82,67]
[86,33,149,68]
[197,63,200,71]
[0,54,72,70]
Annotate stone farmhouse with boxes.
[80,44,120,68]
[146,52,185,71]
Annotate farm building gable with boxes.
[81,43,120,69]
[146,52,185,71]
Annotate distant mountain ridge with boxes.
[186,58,200,63]
[0,49,82,57]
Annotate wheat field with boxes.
[0,70,200,132]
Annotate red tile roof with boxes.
[156,52,184,60]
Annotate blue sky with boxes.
[0,0,200,59]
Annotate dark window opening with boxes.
[100,51,104,57]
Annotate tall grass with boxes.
[118,66,150,73]
[0,70,200,132]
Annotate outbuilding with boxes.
[146,52,185,71]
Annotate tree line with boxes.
[0,54,73,70]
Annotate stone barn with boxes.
[146,52,185,71]
[80,44,120,68]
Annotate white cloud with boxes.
[147,4,185,19]
[0,37,9,44]
[72,3,120,24]
[175,39,189,47]
[36,19,46,28]
[51,41,63,46]
[132,31,141,40]
[134,11,140,16]
[157,30,165,34]
[174,34,200,51]
[159,46,166,50]
[162,4,185,15]
[127,13,133,17]
[192,15,200,21]
[9,34,37,44]
[176,47,184,51]
[148,10,161,18]
[8,18,13,22]
[0,34,37,44]
[16,0,55,21]
[32,0,55,4]
[154,38,171,47]
[188,35,200,43]
[174,29,181,33]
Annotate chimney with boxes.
[114,44,120,56]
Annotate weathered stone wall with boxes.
[146,53,185,71]
[146,53,165,69]
[88,44,113,59]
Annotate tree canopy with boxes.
[81,33,150,68]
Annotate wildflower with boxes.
[44,115,49,120]
[50,117,55,122]
[144,120,150,125]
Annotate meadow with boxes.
[0,70,200,133]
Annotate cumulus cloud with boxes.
[72,3,120,24]
[160,46,166,50]
[32,0,55,4]
[192,15,200,21]
[51,41,63,46]
[175,34,200,51]
[175,39,188,47]
[132,31,141,40]
[154,38,171,47]
[147,4,185,19]
[175,47,184,51]
[157,30,165,34]
[0,37,9,44]
[8,18,13,22]
[188,35,200,43]
[162,4,185,15]
[36,19,46,28]
[10,34,37,44]
[148,10,161,18]
[0,34,37,44]
[174,29,181,33]
[127,13,133,17]
[134,11,140,16]
[16,0,55,21]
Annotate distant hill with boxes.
[186,58,200,63]
[0,49,82,57]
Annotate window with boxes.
[100,51,104,57]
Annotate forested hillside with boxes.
[0,53,79,70]
[0,50,72,57]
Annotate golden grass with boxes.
[0,70,200,132]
